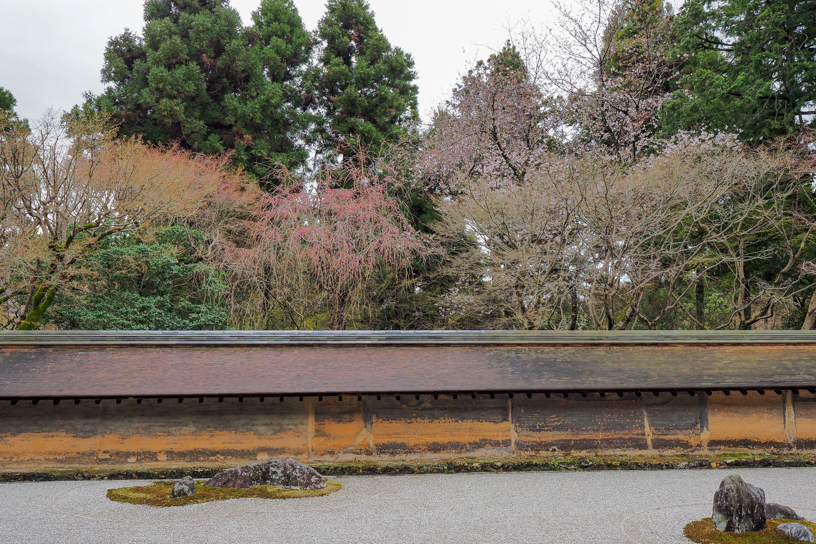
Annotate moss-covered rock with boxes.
[106,481,341,507]
[685,518,816,543]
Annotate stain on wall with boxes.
[0,391,809,469]
[513,393,646,452]
[0,398,308,466]
[369,395,511,455]
[791,391,816,449]
[639,394,702,450]
[707,391,786,448]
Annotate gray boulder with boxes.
[766,502,804,521]
[712,474,766,532]
[203,458,326,491]
[778,523,815,542]
[171,476,196,498]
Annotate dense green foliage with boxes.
[307,0,419,159]
[663,0,816,140]
[94,0,312,176]
[657,0,816,326]
[0,86,15,113]
[92,0,419,175]
[47,228,226,330]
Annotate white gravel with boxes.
[1,468,815,543]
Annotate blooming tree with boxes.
[0,111,232,329]
[421,44,555,189]
[214,152,433,329]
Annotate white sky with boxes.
[0,0,559,123]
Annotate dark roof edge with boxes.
[1,386,814,401]
[3,330,816,346]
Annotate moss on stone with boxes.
[106,481,341,507]
[5,452,816,482]
[684,517,816,543]
[310,453,816,476]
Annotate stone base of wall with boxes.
[3,454,816,482]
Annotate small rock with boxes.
[766,503,804,521]
[712,474,766,532]
[203,458,326,490]
[778,523,815,542]
[171,476,196,498]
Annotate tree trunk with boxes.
[801,288,816,330]
[740,282,752,330]
[569,286,579,330]
[695,280,705,330]
[18,284,56,330]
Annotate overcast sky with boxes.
[0,0,559,123]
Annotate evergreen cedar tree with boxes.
[94,0,312,177]
[0,87,15,113]
[664,0,816,140]
[307,0,419,160]
[93,0,419,176]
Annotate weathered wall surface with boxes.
[1,391,813,469]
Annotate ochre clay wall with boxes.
[1,391,813,469]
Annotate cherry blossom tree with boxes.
[213,151,434,329]
[420,44,556,189]
[545,0,678,163]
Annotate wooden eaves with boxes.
[1,330,816,402]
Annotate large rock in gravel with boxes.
[766,503,804,521]
[204,458,326,491]
[712,475,766,532]
[778,523,815,542]
[171,476,197,498]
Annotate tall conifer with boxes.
[664,0,816,140]
[94,0,312,176]
[308,0,419,160]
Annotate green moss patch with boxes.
[684,518,816,543]
[6,453,816,482]
[106,481,341,507]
